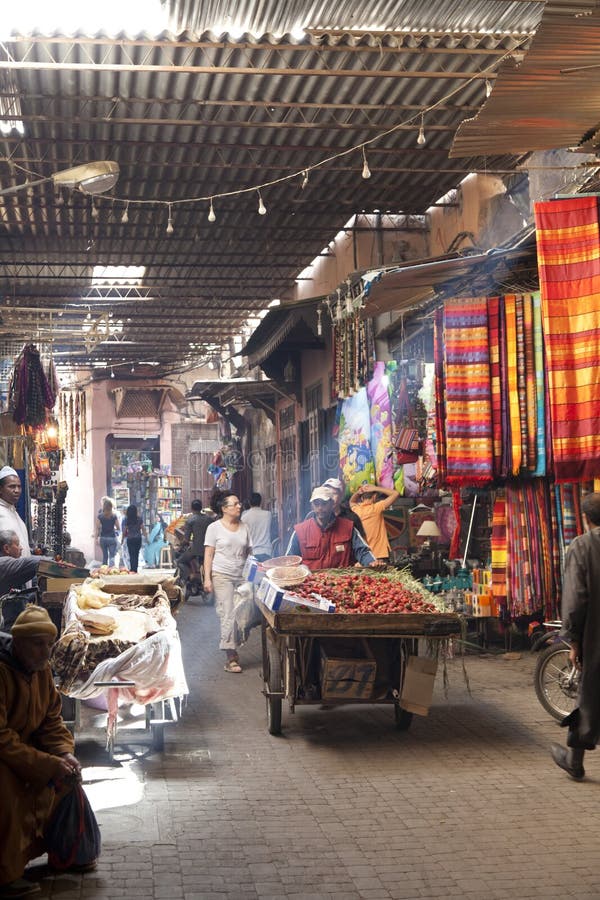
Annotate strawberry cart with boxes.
[257,568,462,735]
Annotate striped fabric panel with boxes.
[532,293,547,476]
[490,491,507,615]
[535,196,600,481]
[523,294,538,470]
[433,308,447,485]
[504,295,522,475]
[443,298,493,485]
[487,296,504,477]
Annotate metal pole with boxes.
[461,493,478,569]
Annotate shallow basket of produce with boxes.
[258,568,462,637]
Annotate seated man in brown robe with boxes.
[0,606,92,899]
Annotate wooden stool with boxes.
[159,545,173,568]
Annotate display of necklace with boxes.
[58,388,87,464]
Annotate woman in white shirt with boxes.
[203,491,251,673]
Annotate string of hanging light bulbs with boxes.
[13,43,526,233]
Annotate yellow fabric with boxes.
[0,655,74,883]
[350,499,390,559]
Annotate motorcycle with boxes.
[533,621,579,721]
[174,552,213,604]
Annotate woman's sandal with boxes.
[224,659,242,673]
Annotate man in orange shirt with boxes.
[349,484,400,563]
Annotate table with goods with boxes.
[47,573,188,759]
[253,560,463,735]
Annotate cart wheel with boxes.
[266,640,283,735]
[394,704,413,731]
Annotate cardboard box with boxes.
[40,576,86,593]
[400,656,438,716]
[259,578,335,614]
[319,638,376,700]
[242,555,264,584]
[37,560,89,578]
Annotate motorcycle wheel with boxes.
[534,644,579,721]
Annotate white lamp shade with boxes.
[416,519,441,538]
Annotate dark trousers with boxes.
[127,537,142,573]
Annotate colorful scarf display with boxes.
[535,196,600,481]
[366,361,394,488]
[443,298,493,485]
[337,388,376,492]
[491,480,585,620]
[436,293,546,485]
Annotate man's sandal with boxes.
[224,659,242,673]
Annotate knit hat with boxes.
[11,605,57,639]
[0,465,18,482]
[310,486,335,503]
[322,477,344,492]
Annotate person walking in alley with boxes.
[241,492,273,562]
[551,492,600,780]
[121,505,146,573]
[95,497,120,567]
[203,491,252,673]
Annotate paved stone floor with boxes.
[29,601,600,899]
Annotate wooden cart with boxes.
[259,601,462,735]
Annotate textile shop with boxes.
[330,196,600,629]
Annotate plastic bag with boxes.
[233,582,262,645]
[45,783,101,870]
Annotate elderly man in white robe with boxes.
[0,468,30,558]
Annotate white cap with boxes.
[310,486,335,503]
[0,466,18,481]
[322,477,344,492]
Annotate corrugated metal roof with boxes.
[0,1,549,370]
[452,0,600,155]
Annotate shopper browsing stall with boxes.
[203,491,252,673]
[286,486,377,571]
[349,484,400,563]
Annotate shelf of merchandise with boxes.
[126,472,182,527]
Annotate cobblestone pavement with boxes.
[30,602,600,900]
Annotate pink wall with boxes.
[63,379,181,564]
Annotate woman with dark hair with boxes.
[121,504,146,573]
[203,490,252,673]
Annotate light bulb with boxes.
[121,203,129,224]
[301,170,309,189]
[361,147,371,179]
[485,79,492,98]
[91,201,98,219]
[208,199,216,222]
[257,193,267,215]
[417,120,426,146]
[110,368,115,378]
[166,203,174,234]
[317,307,322,337]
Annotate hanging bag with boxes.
[45,782,101,871]
[393,378,421,463]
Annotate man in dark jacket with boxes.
[0,531,57,631]
[177,500,212,584]
[551,492,600,780]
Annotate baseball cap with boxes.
[322,478,344,492]
[310,486,335,503]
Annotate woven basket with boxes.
[263,555,302,569]
[268,565,310,587]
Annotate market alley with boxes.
[32,600,600,900]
